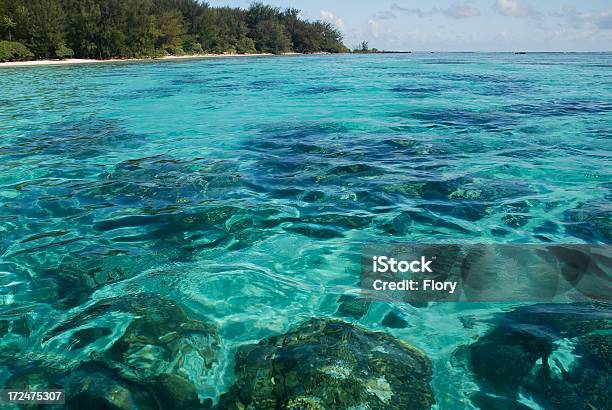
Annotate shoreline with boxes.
[0,52,297,68]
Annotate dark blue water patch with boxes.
[495,146,553,159]
[420,201,488,222]
[382,136,486,157]
[387,71,429,79]
[170,77,213,85]
[480,81,531,96]
[301,85,347,95]
[604,182,612,202]
[93,205,271,234]
[390,84,447,97]
[395,108,517,132]
[79,156,244,209]
[436,73,515,83]
[326,163,386,177]
[284,224,344,239]
[111,86,177,101]
[248,79,291,90]
[244,123,371,186]
[382,311,409,328]
[534,221,559,235]
[464,303,612,410]
[253,121,351,139]
[242,121,515,223]
[478,180,536,202]
[170,74,236,86]
[302,213,372,230]
[249,140,341,157]
[433,72,532,96]
[563,200,611,243]
[424,60,473,65]
[381,209,472,236]
[506,99,612,117]
[1,117,140,160]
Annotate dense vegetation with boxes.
[352,41,379,54]
[0,0,347,61]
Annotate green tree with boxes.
[0,40,33,61]
[0,0,348,61]
[62,0,101,58]
[254,19,291,54]
[0,16,16,41]
[55,43,73,58]
[235,36,255,54]
[24,0,67,58]
[156,9,185,54]
[246,2,281,30]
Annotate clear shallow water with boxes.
[0,53,611,407]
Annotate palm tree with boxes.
[1,16,16,41]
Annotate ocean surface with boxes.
[0,53,610,408]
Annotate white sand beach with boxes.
[0,53,280,68]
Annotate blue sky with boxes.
[208,0,612,51]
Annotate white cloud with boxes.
[375,10,397,20]
[445,2,481,19]
[390,4,439,18]
[389,2,480,19]
[368,19,380,38]
[494,0,539,19]
[552,7,612,31]
[598,11,612,30]
[320,10,345,30]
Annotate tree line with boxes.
[0,0,348,62]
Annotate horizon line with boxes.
[372,50,612,53]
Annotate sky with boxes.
[207,0,612,51]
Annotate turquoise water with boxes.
[0,53,610,408]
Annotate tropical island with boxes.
[0,0,348,63]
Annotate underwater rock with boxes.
[465,303,612,409]
[469,391,533,410]
[63,362,202,410]
[383,210,471,236]
[11,117,137,160]
[2,354,202,410]
[4,295,215,409]
[421,202,488,222]
[47,294,219,383]
[64,362,160,410]
[48,253,138,307]
[152,373,204,410]
[382,311,409,328]
[92,156,243,208]
[68,327,113,350]
[336,295,370,320]
[284,224,344,239]
[564,200,612,243]
[326,163,386,177]
[8,245,184,309]
[469,327,553,391]
[3,361,65,392]
[0,315,32,339]
[300,213,373,230]
[219,318,434,410]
